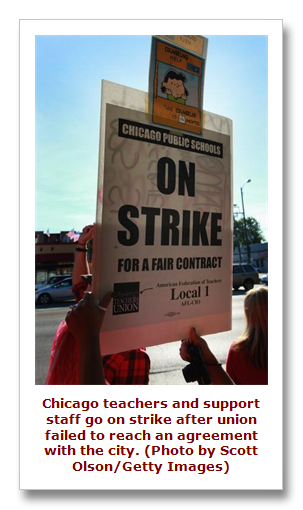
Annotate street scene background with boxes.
[35,33,268,381]
[35,285,266,385]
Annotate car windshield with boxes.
[243,264,256,272]
[53,280,72,288]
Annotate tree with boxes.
[234,216,265,249]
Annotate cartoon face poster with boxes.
[149,35,208,134]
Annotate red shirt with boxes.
[72,281,150,385]
[226,341,268,385]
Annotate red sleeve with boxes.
[225,344,239,384]
[102,349,150,385]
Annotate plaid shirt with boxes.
[72,280,150,384]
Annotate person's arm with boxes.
[180,327,235,385]
[72,225,94,286]
[65,291,111,385]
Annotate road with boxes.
[35,288,256,385]
[147,290,247,384]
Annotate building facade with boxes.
[233,242,268,272]
[35,231,78,284]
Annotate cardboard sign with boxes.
[149,35,208,134]
[159,35,206,57]
[93,81,232,355]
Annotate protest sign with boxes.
[158,35,206,57]
[149,35,208,134]
[93,81,232,355]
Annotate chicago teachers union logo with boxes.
[113,282,140,315]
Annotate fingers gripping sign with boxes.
[78,224,95,246]
[65,292,112,385]
[66,291,112,343]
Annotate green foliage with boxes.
[234,216,265,249]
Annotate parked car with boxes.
[35,274,72,291]
[260,273,268,286]
[35,277,74,304]
[232,264,259,291]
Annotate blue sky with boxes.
[35,35,268,238]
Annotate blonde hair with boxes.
[234,287,268,370]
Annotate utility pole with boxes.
[240,179,251,263]
[233,204,242,264]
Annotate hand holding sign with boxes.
[66,292,112,384]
